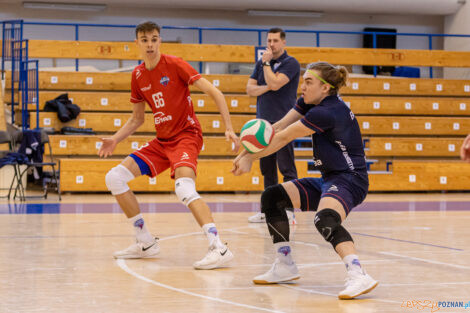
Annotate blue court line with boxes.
[351,232,464,251]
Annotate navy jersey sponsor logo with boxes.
[328,185,339,192]
[312,158,323,166]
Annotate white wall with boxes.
[444,2,470,79]
[0,3,445,75]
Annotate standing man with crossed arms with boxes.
[99,21,239,270]
[246,28,300,223]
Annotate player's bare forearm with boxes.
[111,102,145,143]
[251,121,313,161]
[272,109,303,132]
[111,117,144,143]
[195,78,234,131]
[214,93,234,131]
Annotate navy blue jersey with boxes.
[294,95,368,178]
[250,51,300,122]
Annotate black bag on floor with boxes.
[61,127,96,135]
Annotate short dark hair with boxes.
[135,21,160,38]
[268,27,286,40]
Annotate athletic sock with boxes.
[342,254,364,274]
[202,223,224,249]
[129,213,154,244]
[274,242,294,265]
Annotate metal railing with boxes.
[1,20,39,128]
[1,20,23,124]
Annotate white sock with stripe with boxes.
[129,213,154,244]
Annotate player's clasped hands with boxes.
[231,153,253,176]
[98,137,117,158]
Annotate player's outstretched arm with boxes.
[272,109,303,132]
[460,134,470,162]
[232,120,313,175]
[193,77,240,151]
[98,101,146,158]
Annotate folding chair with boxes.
[0,130,25,200]
[15,128,61,201]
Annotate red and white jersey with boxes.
[130,54,202,139]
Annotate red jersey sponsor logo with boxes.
[154,112,172,125]
[141,84,151,92]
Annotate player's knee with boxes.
[314,209,353,248]
[175,177,201,206]
[105,164,135,195]
[261,184,293,220]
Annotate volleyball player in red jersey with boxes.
[98,21,239,269]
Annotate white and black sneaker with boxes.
[248,212,266,223]
[113,237,160,259]
[193,244,234,270]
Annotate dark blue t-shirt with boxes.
[294,95,368,179]
[250,51,300,122]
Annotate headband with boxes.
[307,69,335,89]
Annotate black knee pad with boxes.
[314,209,353,248]
[261,184,293,220]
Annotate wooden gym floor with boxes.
[1,193,470,313]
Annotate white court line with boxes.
[281,284,401,305]
[380,252,470,270]
[297,259,393,269]
[117,259,285,313]
[157,225,253,242]
[158,231,202,241]
[298,281,470,288]
[226,229,319,249]
[115,225,398,309]
[117,225,287,313]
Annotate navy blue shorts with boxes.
[292,172,368,215]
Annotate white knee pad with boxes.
[105,164,135,195]
[175,177,201,206]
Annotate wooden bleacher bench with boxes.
[3,40,470,192]
[31,112,251,134]
[49,135,463,158]
[59,158,470,192]
[60,158,266,192]
[3,39,470,68]
[31,112,470,136]
[3,71,470,96]
[367,160,470,191]
[33,91,255,114]
[365,137,464,157]
[343,96,470,116]
[357,116,470,135]
[25,93,470,116]
[49,135,239,157]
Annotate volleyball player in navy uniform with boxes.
[233,62,378,299]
